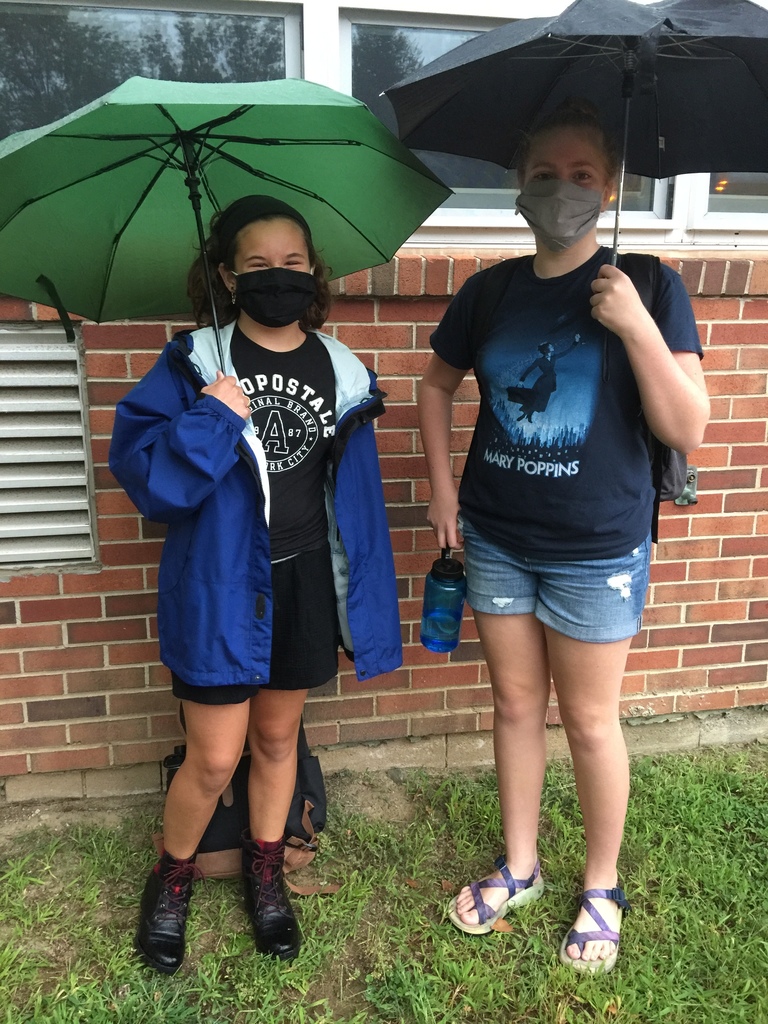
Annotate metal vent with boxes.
[0,330,96,567]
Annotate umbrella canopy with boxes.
[0,76,451,324]
[385,0,768,181]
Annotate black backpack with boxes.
[467,252,691,543]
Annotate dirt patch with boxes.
[0,793,163,843]
[324,768,418,823]
[0,768,418,845]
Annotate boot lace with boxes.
[162,861,203,917]
[248,846,286,911]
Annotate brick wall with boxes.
[1,252,767,786]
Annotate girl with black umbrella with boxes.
[418,100,709,973]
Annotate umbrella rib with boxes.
[196,141,392,264]
[95,160,169,323]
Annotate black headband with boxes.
[217,195,312,259]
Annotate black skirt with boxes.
[172,542,339,705]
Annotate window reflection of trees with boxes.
[0,5,285,140]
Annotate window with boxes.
[0,1,299,139]
[709,173,768,215]
[0,329,96,567]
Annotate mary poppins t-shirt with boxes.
[430,247,702,560]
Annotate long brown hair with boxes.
[517,98,619,183]
[187,209,332,331]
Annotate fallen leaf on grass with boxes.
[405,878,419,889]
[440,879,454,892]
[490,918,514,932]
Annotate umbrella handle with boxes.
[178,134,225,368]
[611,51,638,266]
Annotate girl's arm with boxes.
[417,353,469,551]
[590,264,709,453]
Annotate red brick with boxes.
[718,579,768,600]
[745,641,768,662]
[737,686,768,706]
[376,351,431,376]
[3,673,64,698]
[108,641,161,666]
[732,397,768,419]
[31,747,111,772]
[0,575,59,598]
[712,621,768,642]
[378,297,450,323]
[339,323,414,350]
[445,685,494,709]
[701,262,727,295]
[411,712,477,736]
[724,261,750,295]
[710,323,768,346]
[19,596,102,624]
[27,695,107,722]
[742,298,768,318]
[723,492,768,512]
[688,558,752,581]
[302,696,374,723]
[692,515,755,537]
[62,567,144,594]
[377,690,444,715]
[690,297,741,320]
[704,421,765,443]
[644,668,708,692]
[682,644,744,667]
[338,718,408,743]
[326,297,375,323]
[0,703,23,725]
[0,754,29,776]
[709,664,766,686]
[24,646,104,672]
[0,623,63,649]
[378,377,415,402]
[98,517,142,541]
[67,666,146,692]
[70,718,148,743]
[82,322,168,350]
[0,724,66,752]
[0,652,20,676]
[95,491,140,515]
[642,605,682,626]
[304,723,339,746]
[109,690,177,716]
[425,256,450,295]
[749,600,768,619]
[411,663,480,689]
[99,540,164,566]
[67,618,147,644]
[675,690,736,712]
[339,668,410,694]
[0,295,33,318]
[85,352,128,378]
[686,601,748,623]
[625,648,681,672]
[651,581,718,604]
[452,257,480,291]
[87,381,133,406]
[398,255,424,296]
[648,625,710,648]
[620,695,675,717]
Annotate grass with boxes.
[1,746,767,1023]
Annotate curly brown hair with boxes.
[187,209,332,331]
[517,97,620,183]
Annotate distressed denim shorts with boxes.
[459,515,651,643]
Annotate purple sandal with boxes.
[448,854,544,934]
[559,887,631,973]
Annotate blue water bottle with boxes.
[420,548,467,653]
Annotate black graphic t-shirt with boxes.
[431,247,702,560]
[231,328,336,559]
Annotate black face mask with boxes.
[234,267,317,328]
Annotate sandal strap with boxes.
[494,854,540,893]
[580,887,631,914]
[466,856,541,925]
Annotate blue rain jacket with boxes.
[108,323,402,687]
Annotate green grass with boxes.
[1,747,767,1023]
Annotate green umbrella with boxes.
[0,75,450,333]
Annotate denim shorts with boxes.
[459,516,651,643]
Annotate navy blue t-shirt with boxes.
[430,247,702,560]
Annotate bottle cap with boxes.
[431,547,465,582]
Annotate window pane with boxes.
[709,173,768,213]
[352,23,513,204]
[0,3,286,140]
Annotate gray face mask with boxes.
[515,179,604,252]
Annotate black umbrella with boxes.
[385,0,768,257]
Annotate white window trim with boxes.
[3,0,768,249]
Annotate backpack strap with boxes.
[469,256,532,354]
